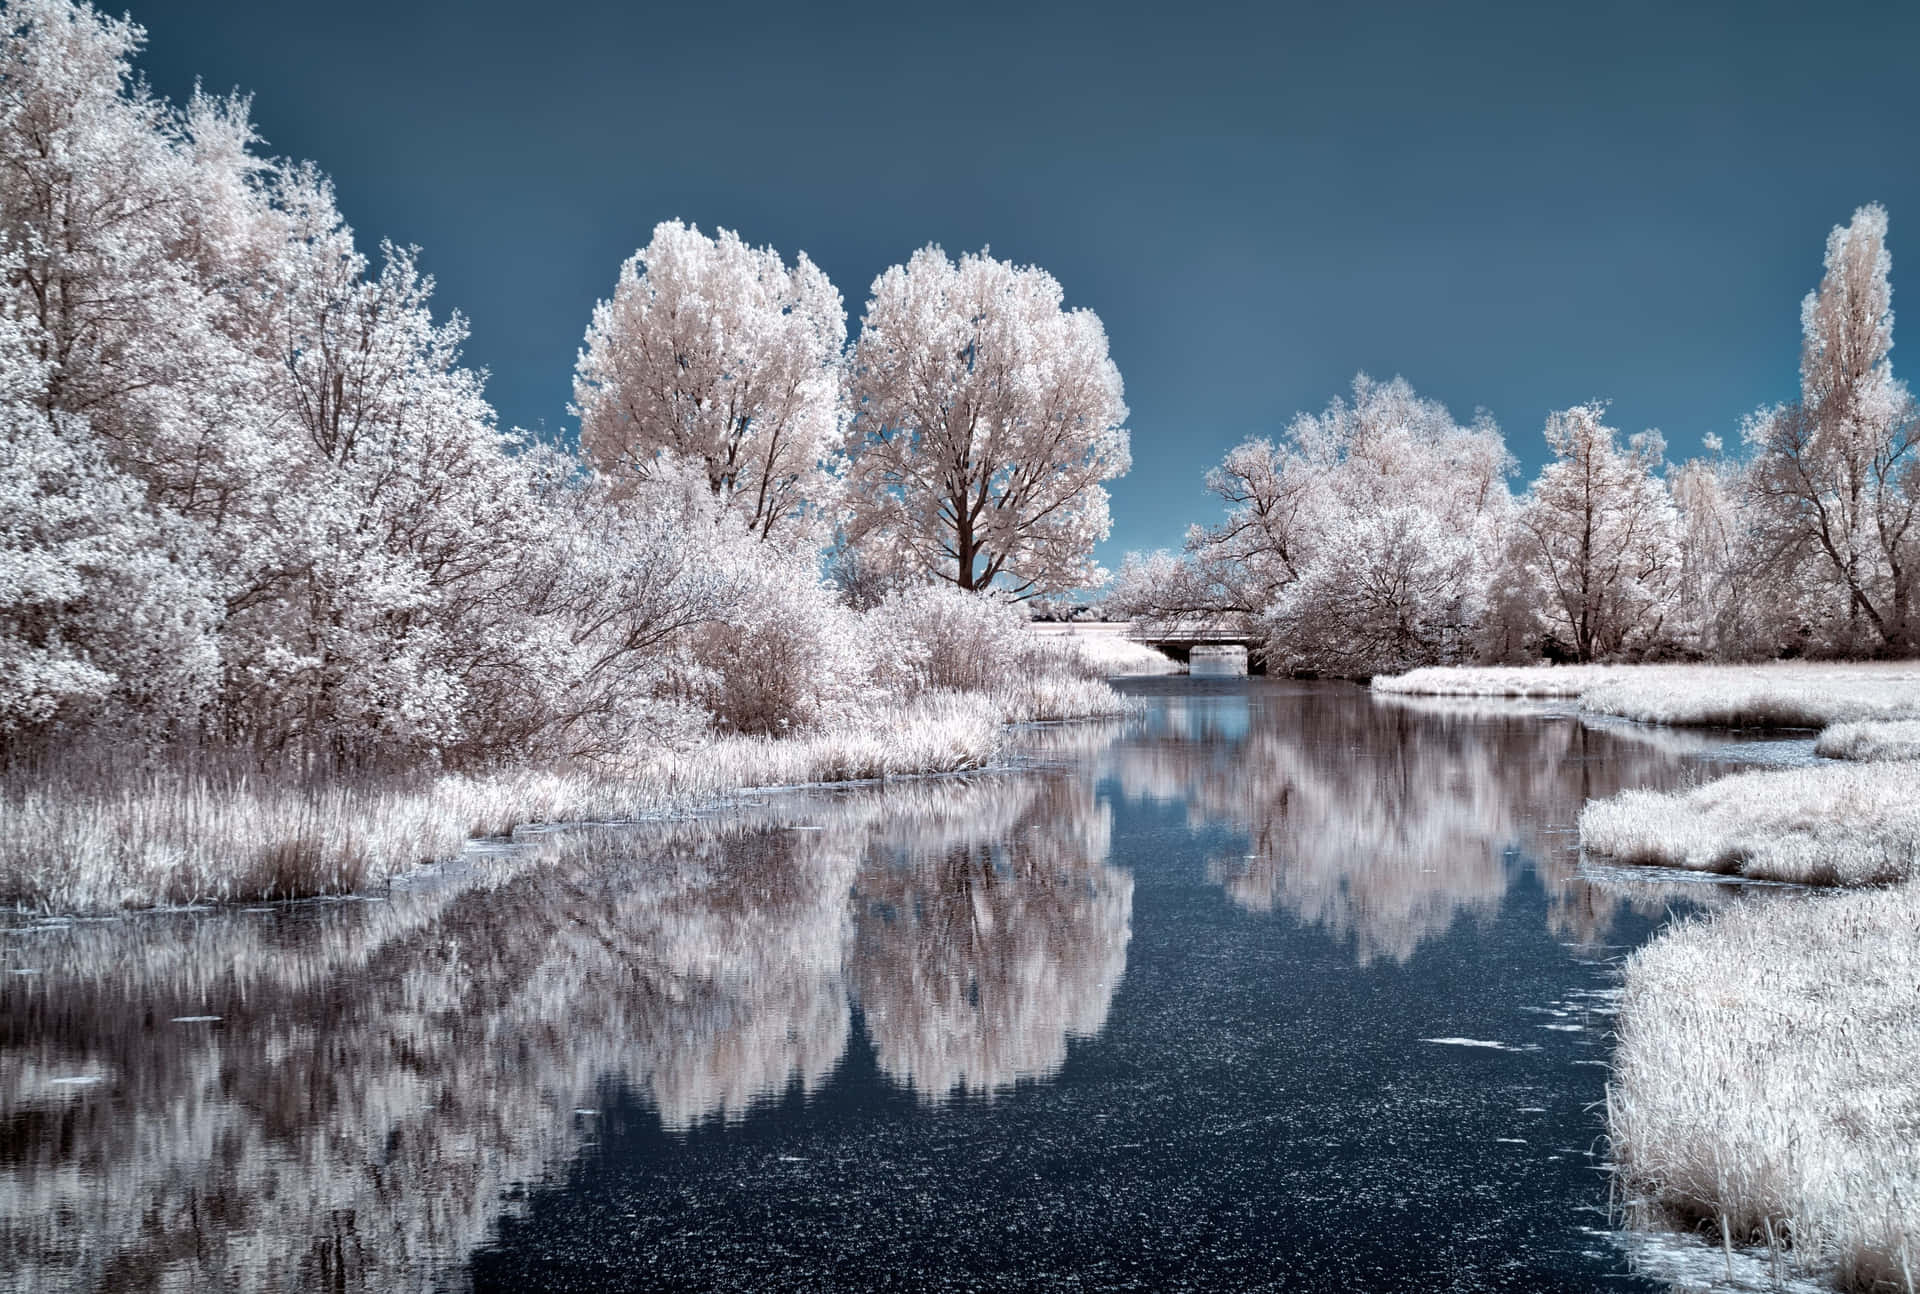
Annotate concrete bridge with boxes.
[1128,628,1264,667]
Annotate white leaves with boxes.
[1508,403,1684,662]
[1121,373,1513,675]
[845,246,1130,596]
[0,1,1148,764]
[1747,205,1920,655]
[574,220,847,547]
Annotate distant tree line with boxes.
[1112,204,1916,673]
[0,0,1131,768]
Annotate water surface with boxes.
[0,680,1785,1291]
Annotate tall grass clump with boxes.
[0,690,1019,914]
[1580,763,1920,886]
[1030,624,1184,676]
[1581,665,1920,729]
[0,768,474,912]
[1815,719,1920,762]
[1371,663,1626,698]
[1610,883,1920,1291]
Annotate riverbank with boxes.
[1375,661,1920,729]
[1579,762,1920,886]
[1376,662,1920,1289]
[1609,883,1920,1292]
[1596,767,1920,1290]
[1,675,1136,915]
[1380,663,1920,1290]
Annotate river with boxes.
[0,679,1793,1292]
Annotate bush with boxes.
[689,555,872,736]
[867,584,1040,695]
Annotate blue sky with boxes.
[128,0,1919,568]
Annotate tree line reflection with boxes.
[0,774,1127,1292]
[1105,685,1727,965]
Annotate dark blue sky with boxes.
[128,0,1918,566]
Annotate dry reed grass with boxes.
[1579,763,1920,886]
[1371,663,1624,698]
[1,683,1133,914]
[1030,624,1185,676]
[1377,661,1920,732]
[1815,719,1920,762]
[1610,883,1920,1292]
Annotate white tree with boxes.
[845,246,1130,596]
[1262,506,1491,676]
[0,0,242,738]
[1108,438,1319,633]
[573,220,846,547]
[1113,374,1511,675]
[0,278,218,732]
[1668,439,1770,659]
[1746,204,1918,655]
[1506,404,1682,662]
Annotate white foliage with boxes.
[1505,404,1683,662]
[1745,204,1919,656]
[0,406,217,730]
[685,540,871,736]
[1116,374,1512,675]
[846,246,1130,596]
[574,219,847,547]
[866,582,1037,695]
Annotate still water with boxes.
[1,680,1788,1292]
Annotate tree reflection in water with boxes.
[851,776,1129,1099]
[0,772,1125,1292]
[1106,685,1726,965]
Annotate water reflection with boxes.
[1105,684,1732,964]
[852,777,1129,1099]
[0,773,1124,1292]
[0,682,1768,1292]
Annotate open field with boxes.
[0,684,1130,915]
[1609,882,1920,1292]
[1376,662,1920,730]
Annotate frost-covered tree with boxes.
[0,275,218,731]
[1668,439,1772,659]
[221,231,546,765]
[0,0,244,736]
[0,0,1138,773]
[845,247,1130,596]
[1746,204,1918,655]
[1504,404,1682,662]
[465,463,755,763]
[574,221,846,547]
[1113,375,1511,675]
[1109,438,1319,632]
[0,0,759,766]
